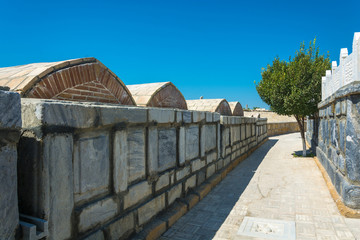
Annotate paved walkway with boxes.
[160,133,360,240]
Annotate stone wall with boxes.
[267,122,301,136]
[17,98,267,240]
[314,82,360,209]
[0,88,21,239]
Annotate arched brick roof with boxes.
[228,101,244,116]
[0,58,136,105]
[127,82,187,109]
[186,99,232,116]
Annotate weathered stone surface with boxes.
[114,130,128,193]
[176,166,190,181]
[185,125,199,161]
[193,111,205,122]
[0,90,21,129]
[156,172,170,191]
[206,163,216,178]
[231,126,240,144]
[342,180,360,209]
[127,128,146,182]
[148,127,158,174]
[191,158,205,172]
[182,111,192,123]
[176,111,182,123]
[179,127,185,165]
[108,213,134,240]
[339,120,346,153]
[74,131,109,201]
[206,151,218,164]
[206,112,212,122]
[335,102,341,116]
[240,125,245,140]
[185,175,196,191]
[138,194,165,225]
[213,113,220,122]
[0,145,18,240]
[204,125,217,152]
[124,181,152,209]
[158,128,177,171]
[79,197,118,232]
[167,183,182,205]
[149,108,175,123]
[83,230,105,240]
[197,170,206,185]
[44,134,74,240]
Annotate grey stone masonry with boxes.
[17,98,268,240]
[314,82,360,209]
[0,89,21,240]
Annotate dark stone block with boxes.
[338,154,346,175]
[339,120,346,153]
[342,180,360,209]
[335,102,341,116]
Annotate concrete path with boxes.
[160,133,360,240]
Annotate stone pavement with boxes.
[160,133,360,240]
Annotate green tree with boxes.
[256,39,330,156]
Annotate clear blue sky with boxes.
[1,0,359,109]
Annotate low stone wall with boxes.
[0,88,21,239]
[18,99,268,240]
[267,122,300,136]
[315,82,360,209]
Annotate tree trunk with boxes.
[295,115,306,157]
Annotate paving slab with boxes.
[160,133,360,240]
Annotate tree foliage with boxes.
[256,39,330,155]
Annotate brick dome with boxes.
[127,82,187,109]
[186,99,232,116]
[228,101,244,116]
[0,58,135,105]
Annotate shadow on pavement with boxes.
[162,138,278,240]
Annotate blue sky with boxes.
[0,0,359,109]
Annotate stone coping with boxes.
[319,81,360,108]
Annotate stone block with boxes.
[83,230,105,240]
[205,125,217,151]
[156,172,170,191]
[179,127,185,165]
[107,213,134,240]
[44,134,74,239]
[197,170,206,185]
[330,119,338,147]
[0,90,21,129]
[185,125,199,161]
[220,116,228,125]
[127,128,146,182]
[206,151,217,164]
[158,128,177,171]
[114,130,128,193]
[124,181,152,209]
[345,130,360,182]
[167,183,182,205]
[74,131,109,201]
[182,111,192,123]
[200,125,206,157]
[100,106,147,124]
[213,113,220,122]
[231,126,241,144]
[79,197,118,232]
[341,100,347,115]
[335,102,341,116]
[206,164,216,178]
[138,194,165,225]
[185,175,197,190]
[342,181,360,209]
[0,145,18,240]
[176,111,183,123]
[216,158,224,170]
[148,127,158,175]
[241,125,246,140]
[191,158,205,172]
[193,111,205,122]
[149,108,175,123]
[339,120,346,153]
[206,112,212,122]
[176,166,190,181]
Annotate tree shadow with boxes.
[161,139,278,240]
